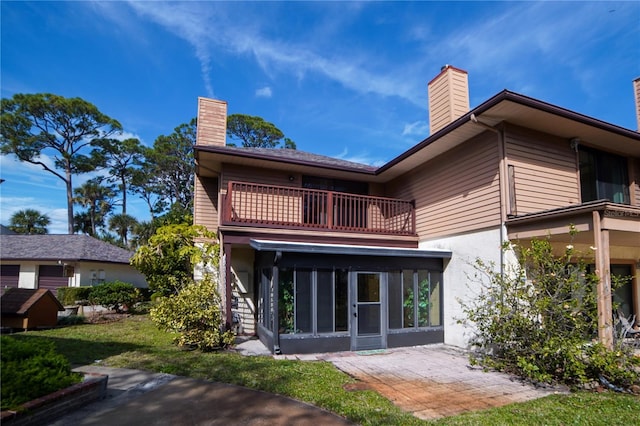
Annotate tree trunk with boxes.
[65,166,74,234]
[122,176,127,215]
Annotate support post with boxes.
[224,243,233,329]
[593,211,614,349]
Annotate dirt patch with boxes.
[343,382,371,391]
[83,312,132,324]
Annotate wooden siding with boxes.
[505,125,580,215]
[194,175,219,231]
[386,132,500,239]
[428,66,469,135]
[196,98,227,147]
[222,164,301,190]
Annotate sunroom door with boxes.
[351,272,386,351]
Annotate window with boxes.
[389,269,442,329]
[579,147,629,204]
[278,268,349,335]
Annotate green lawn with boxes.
[12,315,639,425]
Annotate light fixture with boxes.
[570,137,580,151]
[288,175,295,182]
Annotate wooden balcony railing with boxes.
[223,181,416,235]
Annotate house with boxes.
[1,288,64,329]
[0,234,147,297]
[193,66,640,354]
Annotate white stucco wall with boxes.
[2,261,145,289]
[74,262,147,288]
[17,262,39,289]
[420,226,506,348]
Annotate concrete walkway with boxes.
[46,365,352,426]
[281,344,565,420]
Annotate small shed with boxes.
[1,288,64,329]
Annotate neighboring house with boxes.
[1,288,64,329]
[193,66,640,354]
[0,234,147,296]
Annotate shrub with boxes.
[459,234,640,389]
[89,281,140,313]
[57,286,93,306]
[57,314,86,326]
[150,275,234,351]
[1,336,82,410]
[131,224,218,296]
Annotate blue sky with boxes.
[1,1,639,234]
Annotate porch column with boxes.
[593,211,614,349]
[224,243,233,328]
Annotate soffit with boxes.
[195,149,375,182]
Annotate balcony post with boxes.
[225,181,233,222]
[327,191,334,229]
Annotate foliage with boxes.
[150,275,234,351]
[57,314,86,326]
[73,177,116,236]
[91,137,144,215]
[108,213,138,247]
[131,224,218,296]
[0,93,121,233]
[279,274,295,333]
[8,208,50,234]
[226,113,296,149]
[1,336,82,411]
[89,281,140,313]
[57,286,93,305]
[143,119,195,211]
[459,236,640,389]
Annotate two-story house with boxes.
[193,66,640,354]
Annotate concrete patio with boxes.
[278,344,565,420]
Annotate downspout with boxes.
[470,114,507,277]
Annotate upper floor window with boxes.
[579,147,629,204]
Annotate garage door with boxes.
[1,265,20,289]
[38,265,68,296]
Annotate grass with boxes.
[11,315,639,425]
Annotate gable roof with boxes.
[0,225,17,235]
[196,90,640,182]
[196,145,377,173]
[0,234,134,264]
[1,288,64,315]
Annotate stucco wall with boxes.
[420,227,504,348]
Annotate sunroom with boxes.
[250,240,451,354]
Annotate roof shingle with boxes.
[0,234,134,264]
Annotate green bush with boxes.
[57,314,86,326]
[459,233,640,389]
[150,275,234,351]
[1,336,82,410]
[89,281,140,313]
[57,286,93,305]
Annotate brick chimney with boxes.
[196,97,227,146]
[428,65,469,135]
[634,77,640,132]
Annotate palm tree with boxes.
[9,209,50,234]
[108,213,138,247]
[73,178,115,236]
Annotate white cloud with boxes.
[255,86,272,98]
[334,148,386,167]
[401,121,429,137]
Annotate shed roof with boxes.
[1,288,64,315]
[0,234,134,264]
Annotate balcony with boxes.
[222,181,416,236]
